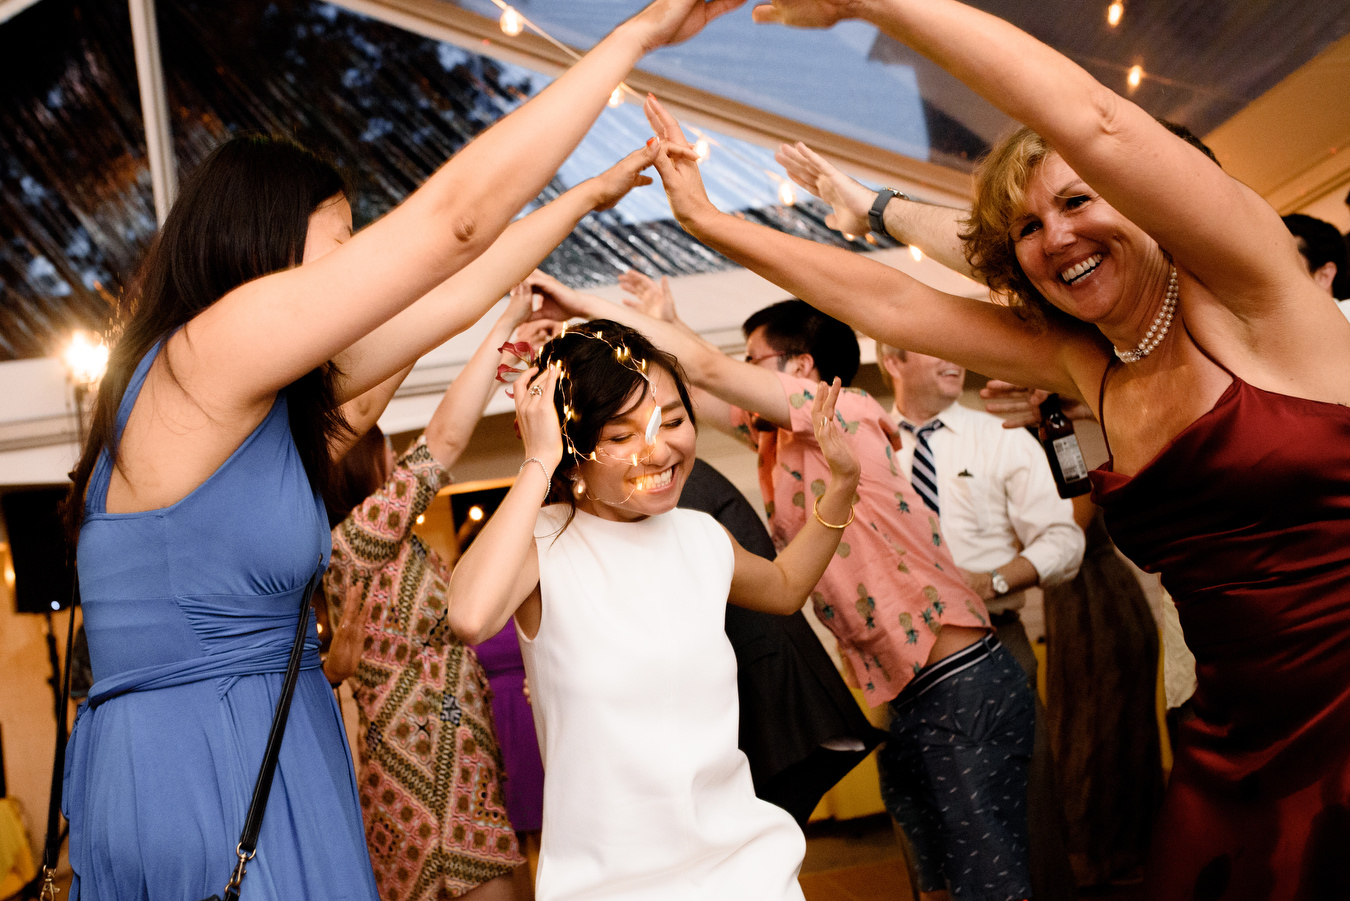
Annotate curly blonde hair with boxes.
[961,126,1058,326]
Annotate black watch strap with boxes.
[868,187,908,235]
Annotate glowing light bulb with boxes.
[608,86,625,108]
[909,245,924,262]
[1127,64,1143,91]
[778,181,797,207]
[316,623,324,635]
[416,514,425,525]
[63,330,109,384]
[469,506,484,522]
[1106,1,1123,27]
[499,6,524,36]
[51,600,60,611]
[842,233,855,242]
[694,139,710,162]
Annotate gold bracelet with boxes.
[813,495,855,530]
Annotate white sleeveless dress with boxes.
[518,505,806,901]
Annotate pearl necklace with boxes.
[1114,266,1178,364]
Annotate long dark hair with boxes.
[64,135,351,535]
[535,320,696,526]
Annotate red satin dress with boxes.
[1092,363,1350,901]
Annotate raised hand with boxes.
[776,142,874,237]
[587,142,659,212]
[628,0,747,52]
[979,379,1094,429]
[619,269,678,322]
[522,270,592,322]
[811,378,861,482]
[514,364,565,477]
[750,0,855,28]
[644,95,718,227]
[322,583,373,686]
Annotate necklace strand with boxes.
[1115,266,1178,364]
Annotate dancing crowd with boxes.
[55,1,1350,901]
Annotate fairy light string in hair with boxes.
[497,321,664,474]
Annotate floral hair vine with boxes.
[496,322,661,467]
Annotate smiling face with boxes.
[1009,154,1170,328]
[302,194,353,264]
[571,365,697,522]
[885,351,964,422]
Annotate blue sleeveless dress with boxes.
[65,340,379,901]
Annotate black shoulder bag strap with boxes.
[207,568,321,901]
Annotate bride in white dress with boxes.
[448,320,860,900]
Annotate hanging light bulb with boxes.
[1106,1,1124,27]
[469,506,484,522]
[778,180,797,207]
[909,245,924,262]
[694,139,710,162]
[499,6,524,36]
[608,86,625,108]
[1127,64,1143,91]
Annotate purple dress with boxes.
[474,624,545,832]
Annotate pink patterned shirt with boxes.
[730,373,990,705]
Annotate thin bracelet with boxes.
[813,495,855,530]
[518,457,552,504]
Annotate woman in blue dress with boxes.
[59,4,742,898]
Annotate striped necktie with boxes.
[903,420,944,515]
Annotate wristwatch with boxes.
[989,570,1010,596]
[868,187,910,236]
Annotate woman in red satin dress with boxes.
[638,1,1350,896]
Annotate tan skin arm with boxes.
[752,0,1342,390]
[726,381,860,612]
[644,96,1104,406]
[447,363,561,645]
[111,0,744,515]
[525,270,798,427]
[958,556,1040,603]
[776,141,975,279]
[335,147,658,398]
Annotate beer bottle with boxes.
[1038,394,1092,498]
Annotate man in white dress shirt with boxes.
[877,342,1085,901]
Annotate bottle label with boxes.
[1052,436,1088,482]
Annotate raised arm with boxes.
[174,0,745,415]
[334,146,658,398]
[447,364,562,645]
[644,97,1100,402]
[728,380,860,613]
[526,269,796,426]
[753,0,1304,315]
[776,141,975,279]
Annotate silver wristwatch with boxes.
[990,570,1010,596]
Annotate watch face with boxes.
[991,572,1009,595]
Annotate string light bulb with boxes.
[608,86,625,108]
[1127,64,1143,91]
[1106,1,1123,27]
[499,6,524,36]
[694,139,710,162]
[778,181,797,207]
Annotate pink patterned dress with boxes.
[324,437,522,900]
